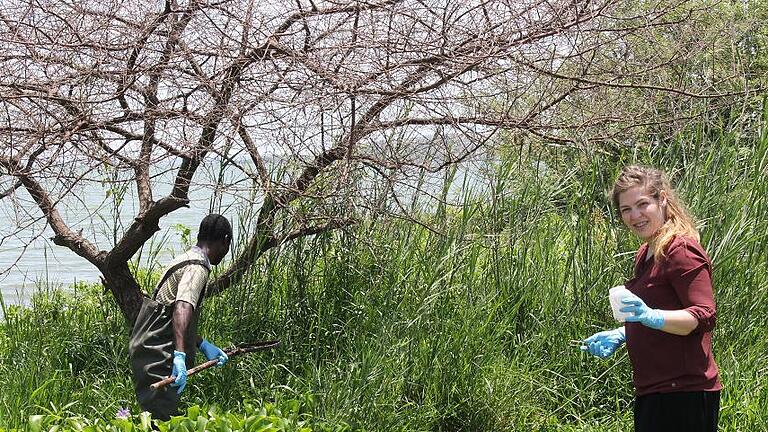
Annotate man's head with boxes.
[197,214,232,265]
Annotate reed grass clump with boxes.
[1,109,767,430]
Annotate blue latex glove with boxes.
[199,339,228,366]
[621,294,665,329]
[580,327,626,358]
[170,350,187,394]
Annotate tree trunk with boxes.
[101,261,145,328]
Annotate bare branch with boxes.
[0,0,751,321]
[0,156,103,265]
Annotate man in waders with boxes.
[129,214,232,420]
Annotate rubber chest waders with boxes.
[128,260,209,420]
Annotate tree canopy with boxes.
[0,0,755,324]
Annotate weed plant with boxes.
[0,107,766,430]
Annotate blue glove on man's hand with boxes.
[621,294,665,329]
[581,327,626,358]
[170,350,187,394]
[199,339,228,366]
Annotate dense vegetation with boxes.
[1,104,767,430]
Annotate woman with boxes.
[581,165,721,432]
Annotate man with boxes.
[129,214,232,420]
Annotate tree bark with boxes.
[100,261,145,328]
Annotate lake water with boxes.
[0,156,494,319]
[0,167,246,317]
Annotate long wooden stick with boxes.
[150,340,280,390]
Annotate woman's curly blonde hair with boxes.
[611,165,698,261]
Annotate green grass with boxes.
[1,107,767,430]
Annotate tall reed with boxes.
[0,107,766,430]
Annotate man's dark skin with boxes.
[172,238,230,356]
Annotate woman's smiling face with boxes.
[618,186,667,240]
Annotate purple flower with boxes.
[115,407,131,419]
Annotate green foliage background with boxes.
[1,99,767,431]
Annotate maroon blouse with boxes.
[624,236,722,396]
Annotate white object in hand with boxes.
[609,285,633,322]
